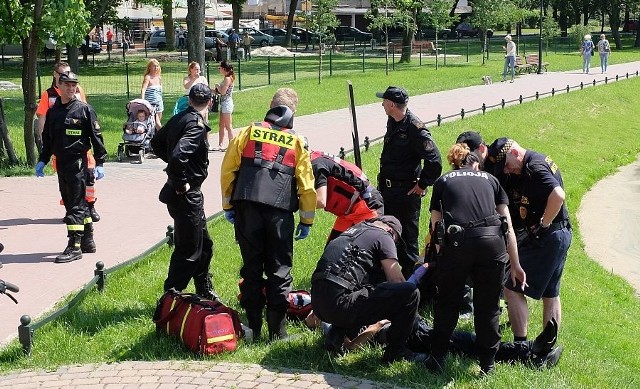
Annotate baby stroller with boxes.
[117,99,156,163]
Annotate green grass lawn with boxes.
[0,71,639,387]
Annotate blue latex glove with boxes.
[224,210,236,224]
[407,264,429,285]
[362,185,373,199]
[294,223,310,240]
[95,166,105,180]
[35,161,45,177]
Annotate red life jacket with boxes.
[233,122,299,212]
[311,151,370,216]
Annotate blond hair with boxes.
[144,59,161,77]
[447,143,473,169]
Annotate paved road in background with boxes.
[1,61,639,386]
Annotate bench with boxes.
[388,40,439,55]
[514,56,532,74]
[525,54,549,73]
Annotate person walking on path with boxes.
[150,84,219,301]
[597,34,611,73]
[580,34,595,74]
[177,25,186,51]
[36,72,107,263]
[376,86,442,278]
[426,142,526,374]
[211,61,235,151]
[502,35,516,83]
[35,62,101,223]
[141,59,164,129]
[486,138,571,345]
[220,88,316,340]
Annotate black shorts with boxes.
[506,227,572,299]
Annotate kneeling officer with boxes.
[311,215,425,364]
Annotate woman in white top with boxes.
[174,62,209,117]
[502,35,516,83]
[211,60,235,151]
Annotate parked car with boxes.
[332,26,373,42]
[418,28,453,40]
[455,22,493,38]
[260,28,301,46]
[149,29,214,49]
[205,29,229,44]
[225,27,274,47]
[291,27,320,44]
[81,41,102,54]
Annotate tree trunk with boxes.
[399,30,413,63]
[285,0,299,46]
[187,0,206,66]
[21,0,44,167]
[163,3,175,50]
[0,98,19,165]
[67,46,80,73]
[609,11,622,49]
[230,0,243,31]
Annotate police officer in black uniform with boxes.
[427,143,526,374]
[151,84,218,301]
[311,215,426,364]
[376,86,442,277]
[36,72,107,263]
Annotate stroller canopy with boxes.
[126,99,154,117]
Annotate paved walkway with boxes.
[1,61,640,387]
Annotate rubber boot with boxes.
[88,200,100,222]
[81,223,97,253]
[55,233,83,263]
[266,309,288,341]
[246,309,263,340]
[194,273,220,302]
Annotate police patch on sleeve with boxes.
[423,139,435,151]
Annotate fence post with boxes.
[293,54,297,81]
[95,261,106,292]
[419,44,422,67]
[501,99,505,108]
[580,82,583,89]
[236,58,242,90]
[460,108,465,119]
[535,91,539,99]
[268,56,271,85]
[482,103,486,113]
[18,315,33,356]
[466,41,469,62]
[443,40,447,66]
[605,77,608,84]
[339,147,345,159]
[362,46,365,72]
[566,85,570,93]
[437,114,442,126]
[551,88,555,96]
[125,63,130,100]
[36,64,42,98]
[519,95,523,104]
[364,136,370,151]
[206,62,210,84]
[392,50,395,70]
[329,49,333,76]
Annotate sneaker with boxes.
[324,326,347,354]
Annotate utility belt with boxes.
[380,177,417,188]
[311,271,357,291]
[528,220,570,235]
[435,216,508,248]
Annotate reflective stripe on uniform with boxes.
[85,186,96,202]
[67,224,84,231]
[83,217,93,224]
[66,129,82,136]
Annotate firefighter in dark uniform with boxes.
[311,150,384,242]
[486,138,571,345]
[221,89,316,341]
[36,72,107,263]
[311,215,427,364]
[376,86,442,277]
[426,143,526,374]
[151,84,218,301]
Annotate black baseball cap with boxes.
[59,72,79,83]
[456,131,484,151]
[376,86,409,104]
[376,215,403,243]
[189,83,212,104]
[486,137,514,175]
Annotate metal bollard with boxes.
[95,261,106,292]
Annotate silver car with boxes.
[149,29,214,49]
